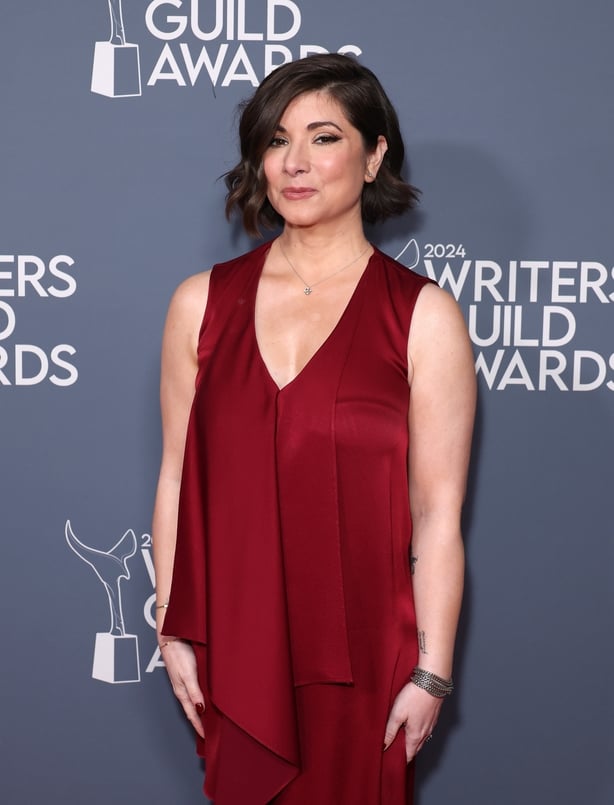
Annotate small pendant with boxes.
[304,287,312,295]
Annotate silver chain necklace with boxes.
[278,240,371,295]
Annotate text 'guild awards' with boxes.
[65,520,141,683]
[91,0,142,98]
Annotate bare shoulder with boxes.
[167,270,211,324]
[412,282,468,339]
[164,270,211,347]
[408,282,475,382]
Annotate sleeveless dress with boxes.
[163,240,433,805]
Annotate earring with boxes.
[366,170,374,179]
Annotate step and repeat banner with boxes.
[1,2,612,804]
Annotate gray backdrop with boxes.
[1,2,612,804]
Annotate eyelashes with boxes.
[314,134,341,145]
[268,133,342,148]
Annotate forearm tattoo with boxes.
[410,554,418,575]
[418,629,428,655]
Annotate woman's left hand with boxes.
[383,682,443,762]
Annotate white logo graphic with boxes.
[395,238,419,269]
[0,254,79,388]
[90,1,362,96]
[65,520,141,683]
[91,1,142,98]
[417,242,614,392]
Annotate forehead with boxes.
[277,91,350,127]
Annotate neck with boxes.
[275,226,372,296]
[278,222,369,272]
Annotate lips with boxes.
[281,187,317,200]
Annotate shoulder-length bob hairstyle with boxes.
[224,53,419,237]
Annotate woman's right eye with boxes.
[269,136,288,148]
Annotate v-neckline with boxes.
[253,242,375,393]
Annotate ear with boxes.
[365,136,388,182]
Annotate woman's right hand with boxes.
[160,638,205,738]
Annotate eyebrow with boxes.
[276,120,344,133]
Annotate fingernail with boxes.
[195,702,204,713]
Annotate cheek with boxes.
[261,155,278,188]
[319,153,348,179]
[261,160,280,207]
[320,151,367,185]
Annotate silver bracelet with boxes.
[410,666,454,698]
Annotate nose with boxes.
[283,140,310,176]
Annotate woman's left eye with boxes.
[314,134,341,145]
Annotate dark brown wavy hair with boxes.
[224,53,420,237]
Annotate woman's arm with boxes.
[384,283,476,761]
[151,270,210,737]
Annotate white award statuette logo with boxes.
[91,1,142,98]
[65,520,141,683]
[395,238,420,270]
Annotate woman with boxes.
[152,53,476,805]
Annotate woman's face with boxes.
[262,91,386,231]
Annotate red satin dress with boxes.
[163,241,433,804]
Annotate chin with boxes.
[276,209,322,229]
